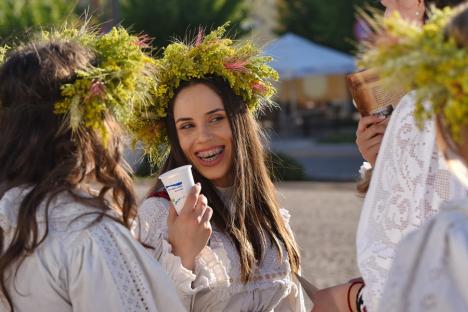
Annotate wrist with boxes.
[180,256,196,272]
[347,281,364,312]
[359,162,373,179]
[172,246,196,271]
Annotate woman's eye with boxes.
[210,116,225,123]
[179,123,194,130]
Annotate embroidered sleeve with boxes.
[67,219,185,312]
[380,202,468,311]
[355,93,467,311]
[135,197,229,306]
[276,208,306,312]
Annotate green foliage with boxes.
[121,0,249,50]
[0,0,77,42]
[276,0,380,53]
[268,152,306,181]
[135,155,159,177]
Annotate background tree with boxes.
[121,0,249,51]
[276,0,382,53]
[0,0,78,43]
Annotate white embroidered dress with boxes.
[355,93,467,311]
[380,198,468,312]
[0,187,185,312]
[136,190,305,312]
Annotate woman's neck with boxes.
[386,3,425,26]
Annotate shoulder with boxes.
[139,196,171,220]
[391,92,433,133]
[393,92,416,116]
[398,201,468,254]
[433,201,468,237]
[134,196,172,241]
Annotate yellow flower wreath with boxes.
[129,23,279,164]
[1,23,158,143]
[358,7,468,142]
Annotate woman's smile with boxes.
[195,145,226,167]
[174,83,234,187]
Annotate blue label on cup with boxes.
[166,181,183,189]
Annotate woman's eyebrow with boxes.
[175,117,193,123]
[205,108,225,115]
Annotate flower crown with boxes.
[1,24,157,143]
[129,23,279,163]
[0,46,8,64]
[358,7,468,142]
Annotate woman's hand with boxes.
[167,183,213,271]
[356,115,390,167]
[311,281,361,312]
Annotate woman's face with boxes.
[173,83,234,187]
[381,0,425,24]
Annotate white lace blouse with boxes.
[355,93,467,311]
[380,198,468,312]
[136,194,305,312]
[0,186,185,312]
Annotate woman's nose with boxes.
[196,124,214,142]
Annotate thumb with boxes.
[167,203,177,225]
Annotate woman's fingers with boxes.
[357,115,386,134]
[201,206,213,224]
[193,194,208,220]
[359,124,387,142]
[180,183,201,216]
[167,203,178,225]
[363,134,384,150]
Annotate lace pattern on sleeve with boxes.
[89,222,153,311]
[356,93,467,311]
[136,197,229,295]
[380,200,468,311]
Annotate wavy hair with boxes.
[0,40,137,310]
[150,77,300,282]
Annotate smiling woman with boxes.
[173,82,233,187]
[131,25,305,311]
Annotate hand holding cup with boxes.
[167,183,213,271]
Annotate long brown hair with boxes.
[0,40,137,310]
[150,77,300,282]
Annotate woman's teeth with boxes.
[197,147,224,161]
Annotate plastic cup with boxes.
[159,165,195,214]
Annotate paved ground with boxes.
[135,180,362,309]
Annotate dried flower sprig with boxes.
[130,23,279,163]
[358,7,467,142]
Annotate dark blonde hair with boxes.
[0,40,137,310]
[151,77,300,282]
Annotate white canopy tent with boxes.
[264,33,356,79]
[264,33,356,134]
